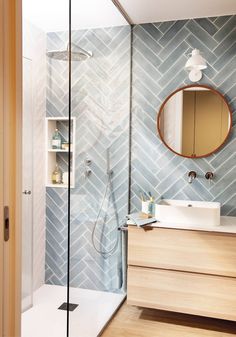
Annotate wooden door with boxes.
[182,90,229,157]
[0,0,4,334]
[182,91,195,156]
[195,91,223,155]
[1,0,22,336]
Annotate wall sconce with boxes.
[185,49,207,82]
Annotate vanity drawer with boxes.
[127,266,236,321]
[128,226,236,277]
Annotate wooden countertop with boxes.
[128,216,236,234]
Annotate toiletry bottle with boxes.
[52,164,62,184]
[52,128,61,149]
[148,197,154,216]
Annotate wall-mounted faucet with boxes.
[188,171,197,184]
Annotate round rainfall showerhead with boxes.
[47,43,92,61]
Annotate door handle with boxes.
[4,206,9,242]
[22,190,31,195]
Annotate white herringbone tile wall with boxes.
[132,15,236,216]
[23,20,46,291]
[45,26,131,291]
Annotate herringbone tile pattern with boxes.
[45,16,236,292]
[45,26,130,291]
[131,15,236,215]
[23,20,46,291]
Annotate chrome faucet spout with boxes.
[188,171,197,184]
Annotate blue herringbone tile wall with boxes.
[45,26,131,291]
[131,15,236,216]
[46,15,236,291]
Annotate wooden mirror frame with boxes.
[157,84,233,159]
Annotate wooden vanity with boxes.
[127,224,236,321]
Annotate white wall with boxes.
[23,20,46,291]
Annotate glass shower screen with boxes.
[22,0,71,336]
[21,0,130,336]
[68,1,131,336]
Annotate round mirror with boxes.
[157,85,232,158]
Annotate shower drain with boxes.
[58,302,79,311]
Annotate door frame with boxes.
[1,0,22,336]
[0,0,4,334]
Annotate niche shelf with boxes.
[46,117,76,188]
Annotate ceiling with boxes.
[23,0,128,32]
[23,0,236,32]
[119,0,236,24]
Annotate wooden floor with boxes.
[101,302,236,337]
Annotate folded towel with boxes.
[126,212,157,227]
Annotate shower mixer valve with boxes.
[85,168,92,177]
[84,157,92,177]
[85,158,92,166]
[107,169,113,176]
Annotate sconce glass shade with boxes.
[185,49,207,71]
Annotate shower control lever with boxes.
[85,159,92,166]
[85,168,92,177]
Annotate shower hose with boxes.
[91,168,120,258]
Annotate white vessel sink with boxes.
[155,199,220,227]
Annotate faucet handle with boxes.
[205,172,214,180]
[205,172,214,185]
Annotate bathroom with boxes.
[0,0,236,336]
